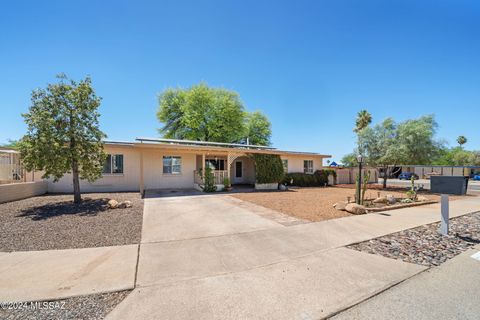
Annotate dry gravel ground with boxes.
[231,186,476,222]
[348,211,480,267]
[0,192,143,252]
[0,290,131,320]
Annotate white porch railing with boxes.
[194,170,228,185]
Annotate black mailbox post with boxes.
[430,176,469,195]
[430,176,469,235]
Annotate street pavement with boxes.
[331,245,480,320]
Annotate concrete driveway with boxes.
[141,194,297,243]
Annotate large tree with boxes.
[358,118,398,188]
[19,74,106,203]
[157,83,272,145]
[357,115,443,188]
[434,147,480,166]
[244,111,272,145]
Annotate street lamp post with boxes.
[356,155,363,204]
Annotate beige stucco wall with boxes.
[45,144,328,192]
[0,181,47,204]
[47,145,201,192]
[281,155,323,173]
[230,156,255,184]
[143,149,196,189]
[47,145,141,193]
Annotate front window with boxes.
[282,159,288,173]
[103,154,124,174]
[205,158,225,171]
[163,156,182,174]
[304,160,313,174]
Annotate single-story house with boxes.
[47,138,331,193]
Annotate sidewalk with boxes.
[0,245,138,303]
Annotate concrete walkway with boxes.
[331,245,480,320]
[0,245,138,302]
[106,195,480,319]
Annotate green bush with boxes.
[252,154,284,184]
[282,169,336,187]
[201,167,217,192]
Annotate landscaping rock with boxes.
[345,203,367,215]
[107,199,119,209]
[348,211,480,267]
[117,201,133,209]
[333,201,347,211]
[373,196,388,204]
[386,194,396,205]
[417,196,429,202]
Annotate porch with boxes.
[193,153,256,190]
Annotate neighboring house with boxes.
[46,138,330,193]
[0,148,25,184]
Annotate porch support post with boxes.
[227,152,231,182]
[139,149,145,196]
[202,153,206,181]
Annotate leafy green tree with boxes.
[357,115,443,188]
[340,153,358,167]
[157,83,272,145]
[19,75,106,203]
[244,111,271,145]
[1,139,20,149]
[358,118,398,188]
[469,151,480,166]
[394,115,443,165]
[457,135,467,147]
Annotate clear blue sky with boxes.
[1,0,479,162]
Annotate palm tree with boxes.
[457,135,467,147]
[354,110,372,133]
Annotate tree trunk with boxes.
[72,160,81,204]
[382,166,388,189]
[69,109,81,204]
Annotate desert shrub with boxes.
[223,177,231,188]
[252,154,284,184]
[201,167,217,192]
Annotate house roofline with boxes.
[135,137,277,150]
[103,138,330,158]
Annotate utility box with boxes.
[430,176,469,195]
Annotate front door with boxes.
[233,160,243,184]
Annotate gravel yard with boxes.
[0,193,143,252]
[231,186,476,222]
[348,211,480,267]
[0,290,131,320]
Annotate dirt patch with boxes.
[0,193,143,252]
[231,186,476,222]
[0,290,130,320]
